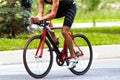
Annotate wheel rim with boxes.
[23,36,53,78]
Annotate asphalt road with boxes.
[0,58,120,80]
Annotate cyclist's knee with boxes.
[62,26,70,37]
[62,30,67,37]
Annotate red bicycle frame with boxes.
[35,26,83,61]
[59,33,83,62]
[35,28,46,58]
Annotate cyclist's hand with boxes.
[29,16,42,24]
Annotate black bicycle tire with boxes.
[69,34,93,75]
[23,35,53,78]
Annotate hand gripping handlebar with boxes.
[25,19,54,32]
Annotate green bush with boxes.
[0,0,31,38]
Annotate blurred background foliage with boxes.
[0,0,32,38]
[0,0,120,38]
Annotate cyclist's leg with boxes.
[62,26,76,58]
[62,3,77,68]
[62,26,79,68]
[63,3,76,57]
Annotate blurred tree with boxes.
[0,0,31,38]
[82,0,100,11]
[83,0,100,27]
[20,0,33,11]
[89,0,100,11]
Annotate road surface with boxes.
[0,58,120,80]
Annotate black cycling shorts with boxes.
[55,3,76,27]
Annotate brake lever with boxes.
[45,25,54,32]
[25,19,54,32]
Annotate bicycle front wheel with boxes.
[69,34,93,75]
[23,35,53,78]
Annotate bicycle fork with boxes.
[35,29,46,58]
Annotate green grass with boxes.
[71,27,120,45]
[0,39,26,51]
[0,26,120,51]
[51,9,120,23]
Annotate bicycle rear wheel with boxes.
[69,34,93,75]
[23,35,53,78]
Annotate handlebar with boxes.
[25,20,54,32]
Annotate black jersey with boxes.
[44,0,76,27]
[44,0,74,6]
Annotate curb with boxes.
[93,45,120,59]
[53,21,120,28]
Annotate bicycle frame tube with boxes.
[46,30,69,61]
[46,30,61,57]
[35,26,61,58]
[60,40,67,61]
[60,34,74,60]
[61,33,84,60]
[35,28,46,57]
[70,33,84,57]
[73,40,84,56]
[35,26,83,60]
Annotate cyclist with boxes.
[29,0,78,68]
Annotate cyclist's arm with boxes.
[37,0,44,19]
[42,0,59,20]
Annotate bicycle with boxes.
[23,20,93,78]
